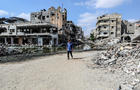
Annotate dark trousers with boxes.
[67,51,73,59]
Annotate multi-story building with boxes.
[59,21,84,44]
[95,13,122,39]
[0,6,84,46]
[121,20,135,42]
[132,20,140,42]
[31,6,67,30]
[0,21,58,46]
[31,7,84,44]
[121,20,140,42]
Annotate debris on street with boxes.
[94,44,140,90]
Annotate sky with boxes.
[0,0,140,36]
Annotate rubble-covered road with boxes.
[0,51,124,90]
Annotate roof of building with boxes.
[0,17,29,24]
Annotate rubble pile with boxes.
[0,45,6,56]
[0,46,23,56]
[95,38,120,49]
[95,44,140,90]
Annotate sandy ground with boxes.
[0,51,122,90]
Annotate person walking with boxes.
[67,40,73,60]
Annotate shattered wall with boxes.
[96,13,122,39]
[30,6,67,29]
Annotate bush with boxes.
[57,47,65,51]
[43,47,50,53]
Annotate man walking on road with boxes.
[67,40,73,60]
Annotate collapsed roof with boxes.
[0,17,29,24]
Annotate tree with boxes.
[90,33,94,41]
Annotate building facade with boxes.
[0,23,58,46]
[93,13,140,43]
[95,13,122,39]
[59,21,84,44]
[31,6,67,30]
[0,6,84,46]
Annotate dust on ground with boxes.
[0,51,122,90]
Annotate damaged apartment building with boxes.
[93,13,140,42]
[94,13,122,39]
[31,6,84,44]
[0,6,84,46]
[0,17,58,46]
[121,20,140,42]
[59,21,84,44]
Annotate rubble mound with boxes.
[95,44,140,90]
[94,38,120,50]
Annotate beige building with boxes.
[31,6,67,31]
[95,13,122,39]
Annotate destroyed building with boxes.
[121,20,140,42]
[95,13,122,39]
[93,13,140,43]
[59,21,84,43]
[121,20,135,42]
[31,7,84,44]
[132,20,140,42]
[31,6,67,30]
[0,22,58,46]
[0,6,84,46]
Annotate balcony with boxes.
[97,22,109,27]
[0,32,17,36]
[17,32,25,35]
[97,17,110,20]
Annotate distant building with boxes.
[59,21,84,44]
[0,6,84,46]
[31,6,67,30]
[132,20,140,42]
[0,22,58,46]
[121,20,135,42]
[120,20,140,42]
[95,13,122,39]
[31,7,84,44]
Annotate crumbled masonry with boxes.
[95,44,140,90]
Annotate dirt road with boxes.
[0,51,121,90]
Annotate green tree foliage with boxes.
[90,33,94,41]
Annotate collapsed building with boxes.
[130,21,140,42]
[121,20,135,42]
[59,21,84,43]
[0,6,84,46]
[121,20,140,42]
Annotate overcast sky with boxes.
[0,0,139,36]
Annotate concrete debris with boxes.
[95,44,140,90]
[95,38,120,49]
[0,45,6,55]
[83,44,91,51]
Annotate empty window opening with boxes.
[51,13,55,16]
[46,15,49,18]
[129,24,132,26]
[104,32,108,34]
[42,16,45,20]
[111,32,114,34]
